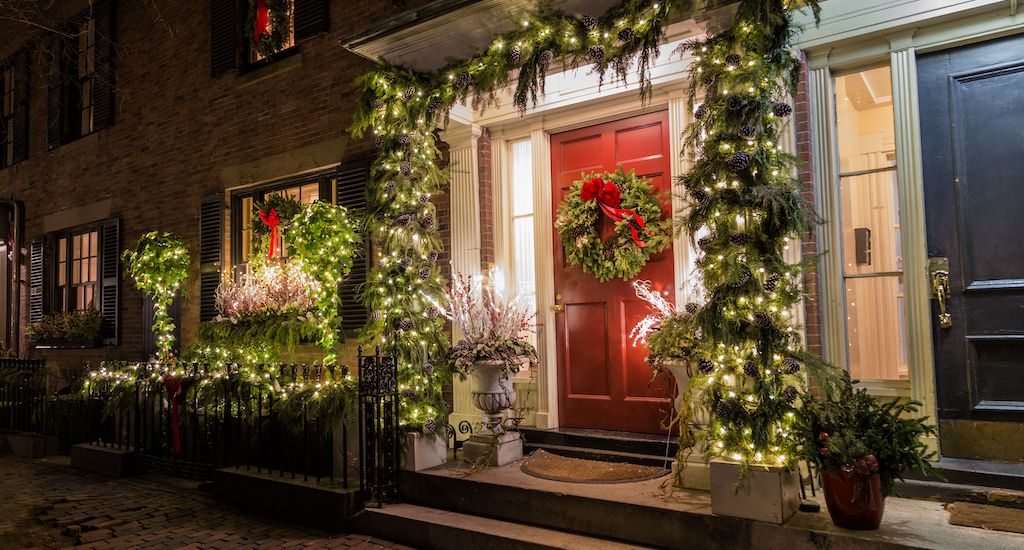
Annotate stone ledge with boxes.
[0,433,59,458]
[70,443,138,478]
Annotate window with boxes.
[210,0,330,76]
[249,7,296,64]
[232,173,333,272]
[56,230,100,312]
[0,48,28,169]
[1,64,14,166]
[834,66,907,381]
[508,139,538,347]
[75,16,96,137]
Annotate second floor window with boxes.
[0,48,29,169]
[1,64,14,165]
[210,0,329,76]
[75,17,96,136]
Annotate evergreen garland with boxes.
[350,0,677,435]
[122,232,190,360]
[676,0,832,471]
[555,168,671,282]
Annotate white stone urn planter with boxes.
[662,358,711,490]
[710,460,801,524]
[461,358,523,466]
[401,432,448,472]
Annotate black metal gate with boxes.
[358,346,399,507]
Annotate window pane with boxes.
[89,231,97,257]
[835,66,896,173]
[89,257,98,282]
[840,171,901,275]
[510,140,533,216]
[845,275,907,381]
[58,238,67,263]
[73,234,82,258]
[58,261,66,285]
[300,183,319,204]
[513,217,536,295]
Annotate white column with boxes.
[530,126,558,429]
[890,44,939,452]
[445,122,483,432]
[807,66,847,370]
[668,93,696,301]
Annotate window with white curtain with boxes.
[834,65,907,381]
[509,139,537,348]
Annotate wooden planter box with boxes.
[401,432,448,472]
[710,460,801,524]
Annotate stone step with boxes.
[519,427,678,459]
[902,457,1024,491]
[355,503,653,550]
[523,442,674,468]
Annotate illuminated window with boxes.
[249,6,296,63]
[509,139,537,347]
[834,66,907,381]
[233,174,330,271]
[56,230,100,312]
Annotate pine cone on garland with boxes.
[729,232,751,245]
[427,250,439,263]
[398,133,411,145]
[725,53,742,66]
[424,418,438,433]
[423,363,435,375]
[399,319,414,331]
[419,194,430,204]
[618,27,636,42]
[374,99,386,110]
[426,306,440,318]
[507,45,522,66]
[701,74,716,86]
[419,267,431,280]
[782,358,801,374]
[772,102,793,117]
[426,96,442,113]
[714,400,734,420]
[726,95,745,111]
[420,213,436,229]
[690,188,710,204]
[401,389,416,399]
[384,180,396,193]
[698,358,715,374]
[396,214,412,227]
[782,385,799,403]
[374,135,384,148]
[400,162,412,173]
[752,311,771,328]
[581,14,598,30]
[399,257,412,269]
[730,266,751,288]
[685,302,699,314]
[697,234,715,249]
[743,361,759,377]
[764,272,781,292]
[402,87,416,100]
[370,311,383,321]
[729,151,751,171]
[588,45,606,63]
[739,125,757,140]
[539,49,554,66]
[455,72,472,89]
[694,104,710,119]
[374,212,386,223]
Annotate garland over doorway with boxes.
[350,0,677,434]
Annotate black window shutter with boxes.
[28,239,45,324]
[45,33,64,151]
[210,0,239,76]
[99,218,120,345]
[336,161,369,337]
[91,0,116,131]
[293,0,329,41]
[11,48,30,164]
[199,195,223,322]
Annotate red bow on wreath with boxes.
[580,177,654,247]
[253,0,270,44]
[259,208,282,265]
[163,375,184,455]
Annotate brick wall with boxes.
[477,128,495,270]
[0,0,444,376]
[793,56,823,357]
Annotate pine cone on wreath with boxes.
[725,53,742,66]
[739,125,758,140]
[581,14,598,30]
[507,45,522,66]
[603,248,615,260]
[588,45,606,63]
[726,95,745,111]
[772,102,793,117]
[697,234,715,249]
[729,151,751,171]
[618,27,636,42]
[764,272,781,292]
[743,361,759,377]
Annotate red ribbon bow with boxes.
[253,0,270,44]
[259,208,282,264]
[162,375,184,456]
[580,177,654,247]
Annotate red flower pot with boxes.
[821,468,886,530]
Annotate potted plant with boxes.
[795,374,940,530]
[441,271,538,466]
[27,309,103,348]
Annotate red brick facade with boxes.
[794,57,823,357]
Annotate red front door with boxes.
[551,111,675,434]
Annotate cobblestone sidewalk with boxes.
[0,455,412,550]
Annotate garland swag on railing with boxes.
[350,0,678,435]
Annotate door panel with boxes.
[918,33,1024,461]
[552,111,674,434]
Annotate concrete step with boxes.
[902,457,1024,491]
[355,503,654,550]
[523,442,673,468]
[519,427,678,459]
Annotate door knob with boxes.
[929,257,951,329]
[552,304,564,313]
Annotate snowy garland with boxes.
[555,168,670,282]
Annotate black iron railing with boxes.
[358,346,399,507]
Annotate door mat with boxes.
[947,502,1024,534]
[520,450,669,484]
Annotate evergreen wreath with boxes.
[247,0,293,59]
[555,167,670,282]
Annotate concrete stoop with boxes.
[355,503,653,550]
[350,462,1024,550]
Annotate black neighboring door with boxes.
[919,34,1024,462]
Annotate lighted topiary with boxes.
[122,232,190,360]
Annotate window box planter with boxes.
[32,337,102,349]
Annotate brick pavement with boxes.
[0,455,412,550]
